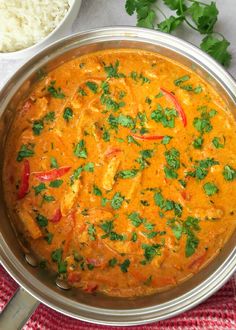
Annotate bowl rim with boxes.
[0,0,81,56]
[0,26,236,326]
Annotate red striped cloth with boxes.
[0,265,235,329]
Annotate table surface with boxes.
[0,0,236,89]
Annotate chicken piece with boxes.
[125,172,142,202]
[18,209,42,239]
[61,180,81,216]
[102,157,120,191]
[87,208,114,221]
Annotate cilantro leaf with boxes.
[86,81,98,94]
[33,183,46,196]
[212,137,225,149]
[108,258,118,267]
[128,212,145,227]
[93,184,102,196]
[16,144,34,162]
[223,165,236,181]
[188,2,218,34]
[118,169,139,179]
[74,140,87,159]
[104,60,125,78]
[50,156,59,169]
[110,192,125,210]
[47,81,65,99]
[141,243,162,263]
[200,35,231,67]
[36,213,48,227]
[158,15,183,33]
[63,107,73,122]
[49,179,63,188]
[203,182,219,196]
[32,120,44,136]
[120,259,130,273]
[87,223,96,241]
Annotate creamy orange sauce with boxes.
[3,49,236,297]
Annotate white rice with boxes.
[0,0,70,52]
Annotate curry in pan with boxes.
[3,49,236,297]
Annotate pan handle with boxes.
[0,286,39,330]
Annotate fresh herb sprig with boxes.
[125,0,231,67]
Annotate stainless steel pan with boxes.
[0,27,236,328]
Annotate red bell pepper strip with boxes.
[131,133,164,141]
[18,159,30,199]
[160,87,187,127]
[51,208,62,223]
[34,166,71,182]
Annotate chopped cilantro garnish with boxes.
[50,156,59,169]
[162,136,172,145]
[83,162,94,172]
[174,75,190,86]
[193,136,204,149]
[167,219,183,240]
[110,192,125,210]
[155,91,163,98]
[100,220,125,241]
[151,104,178,128]
[101,94,125,112]
[120,259,130,272]
[104,60,125,78]
[118,169,139,179]
[128,212,145,227]
[33,183,46,196]
[74,140,87,159]
[108,114,119,130]
[193,106,217,134]
[102,129,110,142]
[212,137,225,149]
[108,258,117,267]
[44,232,53,244]
[16,144,34,162]
[86,81,98,94]
[154,191,183,217]
[141,243,162,263]
[223,165,236,181]
[36,213,48,227]
[78,87,87,96]
[136,149,153,170]
[49,179,63,188]
[168,217,200,257]
[63,107,73,122]
[32,120,44,135]
[44,111,55,122]
[203,182,219,196]
[186,158,219,180]
[165,148,180,169]
[164,166,178,179]
[43,194,55,202]
[51,248,67,273]
[93,184,102,196]
[131,232,137,242]
[47,81,65,99]
[87,223,96,241]
[118,114,135,129]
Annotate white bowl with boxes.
[0,0,82,59]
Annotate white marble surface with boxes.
[0,0,236,88]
